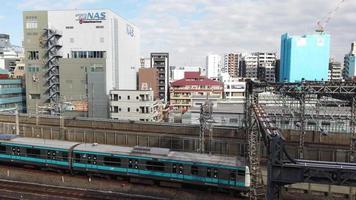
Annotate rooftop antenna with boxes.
[315,0,346,33]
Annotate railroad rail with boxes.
[0,179,167,200]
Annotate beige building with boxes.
[109,90,161,122]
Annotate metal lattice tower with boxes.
[199,100,213,154]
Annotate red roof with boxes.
[184,71,200,79]
[171,71,223,87]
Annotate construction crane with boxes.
[316,0,346,32]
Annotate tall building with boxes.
[138,68,159,99]
[254,52,277,82]
[151,53,169,102]
[343,42,356,79]
[170,71,223,112]
[109,90,161,122]
[206,54,221,79]
[23,10,140,115]
[280,32,330,82]
[241,54,258,78]
[223,53,240,77]
[328,59,343,81]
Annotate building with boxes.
[328,59,343,81]
[223,53,240,77]
[109,90,161,122]
[151,53,169,102]
[170,71,223,112]
[140,57,150,68]
[138,68,159,99]
[280,32,330,82]
[182,100,245,127]
[0,69,25,112]
[343,42,356,79]
[23,9,140,116]
[170,66,203,81]
[241,54,258,78]
[206,54,221,79]
[0,34,24,76]
[222,77,246,101]
[255,52,277,82]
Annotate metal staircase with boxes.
[42,28,62,105]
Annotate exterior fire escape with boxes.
[42,28,62,106]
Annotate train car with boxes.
[72,144,250,190]
[0,135,79,170]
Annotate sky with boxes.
[1,0,355,66]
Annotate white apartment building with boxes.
[0,34,24,74]
[109,90,161,122]
[222,77,246,102]
[170,66,204,81]
[206,54,221,79]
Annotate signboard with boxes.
[75,12,106,24]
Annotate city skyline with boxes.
[0,0,355,66]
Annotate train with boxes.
[0,134,250,192]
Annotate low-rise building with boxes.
[0,69,25,112]
[222,77,246,102]
[109,90,161,122]
[170,71,223,112]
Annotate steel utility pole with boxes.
[199,99,213,154]
[15,105,19,136]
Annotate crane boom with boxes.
[316,0,346,32]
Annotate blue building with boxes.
[0,69,25,112]
[279,32,330,82]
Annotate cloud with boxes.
[17,0,98,10]
[134,0,356,66]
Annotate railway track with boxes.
[0,179,168,200]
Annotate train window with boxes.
[74,154,81,162]
[27,148,41,158]
[230,171,236,180]
[129,159,133,168]
[0,145,6,153]
[104,156,121,167]
[134,160,138,169]
[191,165,198,175]
[207,168,211,177]
[237,170,244,176]
[62,152,68,161]
[146,161,165,172]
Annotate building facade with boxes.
[140,57,150,68]
[138,68,159,99]
[343,42,356,79]
[241,54,258,78]
[23,9,140,115]
[206,54,221,79]
[222,77,246,101]
[151,53,169,102]
[280,32,330,82]
[328,59,343,81]
[109,90,161,122]
[0,34,24,76]
[170,71,223,112]
[223,53,240,77]
[0,69,25,112]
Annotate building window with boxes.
[113,94,118,101]
[136,109,139,112]
[26,21,38,29]
[96,26,104,29]
[119,96,121,100]
[29,94,40,99]
[113,106,118,113]
[65,26,74,29]
[28,51,39,60]
[127,96,130,100]
[127,107,130,112]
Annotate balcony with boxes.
[0,88,24,95]
[0,96,25,104]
